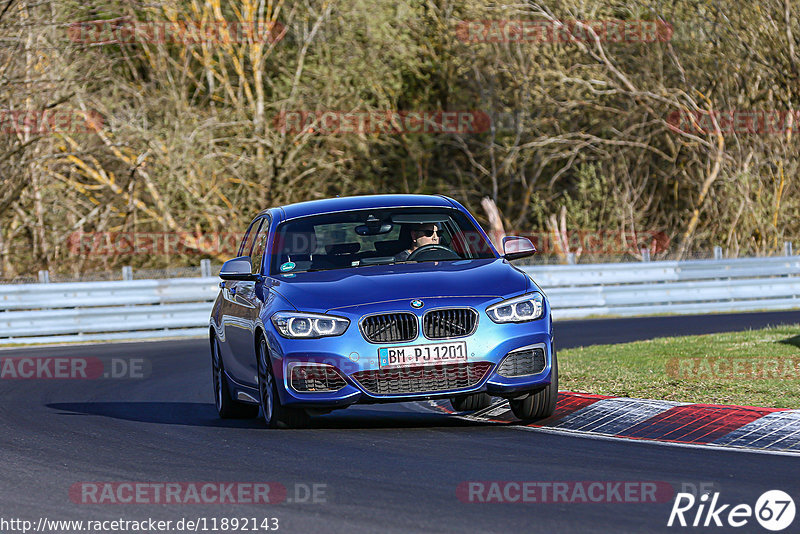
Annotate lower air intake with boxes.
[352,362,493,396]
[290,365,347,392]
[497,348,546,377]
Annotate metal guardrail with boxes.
[1,256,799,344]
[0,278,219,344]
[522,255,800,319]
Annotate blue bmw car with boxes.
[209,194,556,428]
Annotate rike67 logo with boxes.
[668,490,795,531]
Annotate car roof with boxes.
[268,194,457,221]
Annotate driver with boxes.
[394,223,439,262]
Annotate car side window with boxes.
[249,218,271,275]
[238,218,263,258]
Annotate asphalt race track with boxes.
[2,311,800,533]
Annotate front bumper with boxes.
[265,296,554,408]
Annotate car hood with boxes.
[269,258,529,313]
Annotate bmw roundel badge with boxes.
[411,299,424,309]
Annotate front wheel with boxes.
[257,336,310,429]
[509,353,558,421]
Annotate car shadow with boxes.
[778,334,800,349]
[309,407,500,429]
[46,401,501,430]
[47,401,264,429]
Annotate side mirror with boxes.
[219,256,258,281]
[502,236,536,261]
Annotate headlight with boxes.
[271,312,350,338]
[486,293,544,323]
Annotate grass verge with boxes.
[559,324,800,409]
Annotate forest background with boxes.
[1,0,798,279]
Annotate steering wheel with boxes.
[406,244,461,262]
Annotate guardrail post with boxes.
[38,270,50,283]
[785,241,793,257]
[122,266,133,281]
[566,252,576,265]
[714,246,723,260]
[201,259,211,277]
[640,248,651,262]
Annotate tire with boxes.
[211,337,259,419]
[257,336,310,429]
[449,392,493,412]
[509,353,558,421]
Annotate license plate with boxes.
[378,341,467,369]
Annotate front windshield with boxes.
[270,207,495,274]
